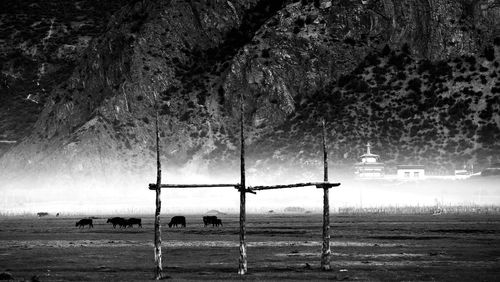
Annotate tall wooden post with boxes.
[154,102,163,280]
[238,92,247,275]
[321,119,331,270]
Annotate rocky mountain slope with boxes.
[249,43,500,177]
[1,0,499,184]
[0,0,128,156]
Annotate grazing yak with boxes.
[125,218,142,228]
[203,216,217,227]
[76,218,93,228]
[107,217,126,228]
[203,216,222,227]
[168,216,186,228]
[215,219,223,227]
[37,212,48,217]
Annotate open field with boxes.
[1,214,500,281]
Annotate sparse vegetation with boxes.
[268,41,500,173]
[483,46,495,61]
[1,212,500,281]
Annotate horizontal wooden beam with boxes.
[242,189,256,194]
[149,183,238,190]
[315,183,340,189]
[250,182,340,191]
[149,182,340,191]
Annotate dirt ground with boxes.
[1,214,500,281]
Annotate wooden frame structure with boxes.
[148,94,340,278]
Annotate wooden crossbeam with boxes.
[315,183,340,189]
[148,183,256,194]
[239,188,257,194]
[149,183,237,189]
[250,182,340,191]
[149,182,340,192]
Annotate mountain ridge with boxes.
[1,0,499,185]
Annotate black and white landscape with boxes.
[0,0,499,280]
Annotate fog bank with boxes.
[1,169,499,215]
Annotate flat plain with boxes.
[1,213,500,281]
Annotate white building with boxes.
[397,165,425,179]
[354,143,385,178]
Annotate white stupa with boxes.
[354,142,385,178]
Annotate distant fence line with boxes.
[337,205,500,215]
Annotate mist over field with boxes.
[2,167,499,215]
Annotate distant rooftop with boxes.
[397,165,425,170]
[359,142,380,158]
[358,142,383,165]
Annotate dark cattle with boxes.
[56,213,60,217]
[125,218,142,228]
[203,216,218,227]
[168,216,186,228]
[0,272,14,280]
[76,219,93,228]
[215,219,223,227]
[37,212,48,217]
[107,217,126,228]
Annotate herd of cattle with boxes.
[106,217,142,228]
[74,215,223,229]
[75,217,142,229]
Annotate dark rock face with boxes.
[0,0,499,183]
[0,0,128,157]
[376,0,500,60]
[1,0,287,179]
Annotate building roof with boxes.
[358,142,380,159]
[360,153,380,158]
[355,162,385,167]
[397,165,425,170]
